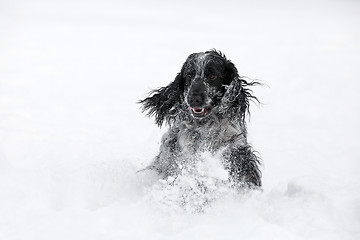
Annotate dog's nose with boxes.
[188,94,203,106]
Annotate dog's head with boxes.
[140,50,258,126]
[181,51,236,118]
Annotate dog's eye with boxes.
[207,74,217,80]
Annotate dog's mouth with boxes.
[187,106,211,118]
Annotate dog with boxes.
[139,50,261,188]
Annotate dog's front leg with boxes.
[223,145,262,188]
[147,128,181,179]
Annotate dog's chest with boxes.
[176,119,245,154]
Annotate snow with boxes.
[1,0,360,239]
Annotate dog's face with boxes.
[140,49,255,127]
[181,51,234,119]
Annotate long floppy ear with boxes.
[139,73,184,127]
[220,61,260,126]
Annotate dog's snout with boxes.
[187,79,206,107]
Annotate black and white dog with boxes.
[140,50,261,188]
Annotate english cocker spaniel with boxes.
[140,50,262,188]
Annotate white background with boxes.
[1,0,359,239]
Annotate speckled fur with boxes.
[139,50,262,187]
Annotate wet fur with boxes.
[139,50,262,187]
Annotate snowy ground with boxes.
[1,0,360,239]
